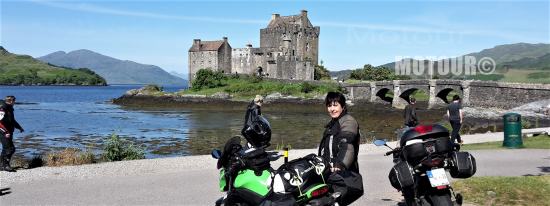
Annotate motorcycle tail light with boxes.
[311,185,329,198]
[423,158,443,167]
[414,125,433,134]
[436,185,447,190]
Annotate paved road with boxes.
[1,148,548,206]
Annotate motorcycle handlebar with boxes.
[384,148,401,156]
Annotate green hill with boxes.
[466,43,550,64]
[498,53,550,70]
[0,47,107,85]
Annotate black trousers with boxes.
[0,132,15,164]
[450,120,462,143]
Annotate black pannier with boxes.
[388,161,415,190]
[450,151,477,178]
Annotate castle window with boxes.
[306,43,310,52]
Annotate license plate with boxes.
[427,168,450,187]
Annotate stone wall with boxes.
[343,80,550,109]
[468,81,550,109]
[188,51,218,86]
[219,43,232,74]
[259,26,320,65]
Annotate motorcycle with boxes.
[211,136,340,206]
[374,124,476,206]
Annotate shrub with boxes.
[46,148,96,167]
[28,155,45,168]
[350,64,401,81]
[192,69,227,91]
[102,134,145,161]
[301,82,317,93]
[143,84,163,92]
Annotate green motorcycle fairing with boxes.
[219,169,227,192]
[233,169,271,196]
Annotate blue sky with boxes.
[1,0,548,76]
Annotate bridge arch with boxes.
[375,88,393,103]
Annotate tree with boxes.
[350,64,405,81]
[314,64,331,80]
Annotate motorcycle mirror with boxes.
[373,139,387,146]
[211,149,222,159]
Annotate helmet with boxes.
[242,116,272,148]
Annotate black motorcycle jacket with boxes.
[318,112,360,173]
[0,101,22,134]
[242,101,261,128]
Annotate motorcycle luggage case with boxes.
[403,142,427,165]
[388,161,414,190]
[276,154,327,194]
[433,137,453,154]
[403,137,453,165]
[450,151,477,178]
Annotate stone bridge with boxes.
[343,80,550,109]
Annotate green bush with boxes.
[301,82,317,93]
[192,69,227,91]
[102,134,145,161]
[143,84,163,92]
[350,64,403,81]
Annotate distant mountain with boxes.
[170,71,187,80]
[0,47,106,86]
[38,49,187,86]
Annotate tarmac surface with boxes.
[1,127,549,205]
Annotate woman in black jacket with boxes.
[318,92,363,205]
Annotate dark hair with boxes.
[325,92,346,108]
[452,95,461,101]
[5,96,15,101]
[410,97,416,103]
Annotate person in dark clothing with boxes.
[447,95,464,144]
[0,96,24,172]
[318,92,363,205]
[403,97,418,127]
[241,95,263,144]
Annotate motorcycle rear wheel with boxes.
[426,190,453,206]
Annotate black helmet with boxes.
[242,116,272,148]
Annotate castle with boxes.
[188,10,320,87]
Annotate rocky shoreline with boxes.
[113,88,550,120]
[113,87,325,107]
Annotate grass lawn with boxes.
[501,69,550,84]
[461,134,550,150]
[453,175,550,206]
[183,76,343,100]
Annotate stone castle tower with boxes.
[189,10,320,87]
